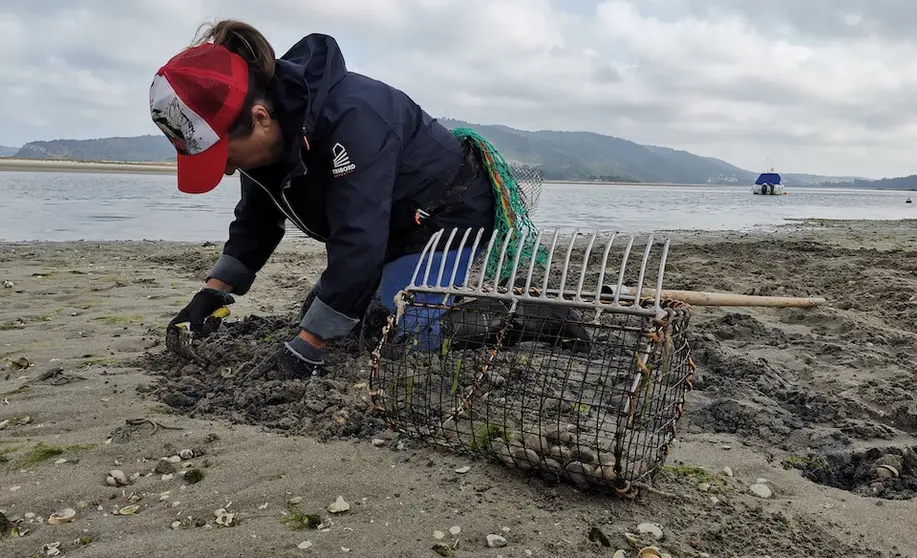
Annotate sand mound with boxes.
[138,313,390,442]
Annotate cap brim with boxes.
[176,137,229,194]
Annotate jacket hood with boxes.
[272,33,349,143]
[245,34,348,187]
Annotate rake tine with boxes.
[595,232,618,307]
[505,228,529,294]
[613,236,636,306]
[421,229,445,288]
[447,228,473,291]
[522,228,543,296]
[633,234,655,302]
[435,228,459,288]
[575,231,599,302]
[653,239,671,311]
[461,228,486,290]
[558,229,580,301]
[409,233,441,288]
[491,228,515,291]
[540,229,561,298]
[475,230,499,293]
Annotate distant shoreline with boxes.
[0,158,176,175]
[0,158,911,191]
[0,158,664,185]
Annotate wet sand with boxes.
[1,219,916,557]
[0,158,176,175]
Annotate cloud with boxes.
[1,0,916,177]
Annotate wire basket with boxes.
[369,227,696,497]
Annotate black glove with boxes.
[272,334,326,381]
[169,287,235,336]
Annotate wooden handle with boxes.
[654,289,826,307]
[603,286,826,307]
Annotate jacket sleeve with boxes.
[299,106,402,340]
[207,173,286,295]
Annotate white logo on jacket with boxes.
[331,142,356,177]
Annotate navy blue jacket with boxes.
[207,33,494,341]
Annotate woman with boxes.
[154,20,537,380]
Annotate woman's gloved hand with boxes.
[274,333,326,380]
[169,287,236,336]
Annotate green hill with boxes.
[14,135,176,163]
[9,121,867,185]
[441,119,755,183]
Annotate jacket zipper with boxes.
[281,183,325,241]
[238,169,326,241]
[284,146,327,241]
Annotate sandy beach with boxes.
[0,159,176,175]
[1,219,916,558]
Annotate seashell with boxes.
[10,357,29,370]
[612,551,629,558]
[636,522,664,541]
[749,483,773,499]
[47,508,76,525]
[875,465,899,479]
[178,449,194,460]
[440,418,457,440]
[117,505,140,515]
[619,459,649,479]
[490,440,515,466]
[522,434,550,454]
[539,458,564,478]
[638,547,662,558]
[542,427,574,446]
[328,495,350,514]
[597,452,617,467]
[874,454,904,471]
[107,469,129,487]
[214,508,236,526]
[587,464,617,482]
[548,445,572,462]
[570,448,597,464]
[564,461,594,487]
[510,446,539,470]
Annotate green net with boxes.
[451,127,548,284]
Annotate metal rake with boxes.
[368,226,825,497]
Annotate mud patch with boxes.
[682,307,916,453]
[785,445,917,500]
[147,247,220,280]
[136,312,390,442]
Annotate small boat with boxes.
[752,170,785,195]
[907,197,912,204]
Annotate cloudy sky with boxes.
[2,0,915,178]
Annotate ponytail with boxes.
[192,20,276,138]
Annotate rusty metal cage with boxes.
[369,227,696,497]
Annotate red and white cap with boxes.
[150,43,249,194]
